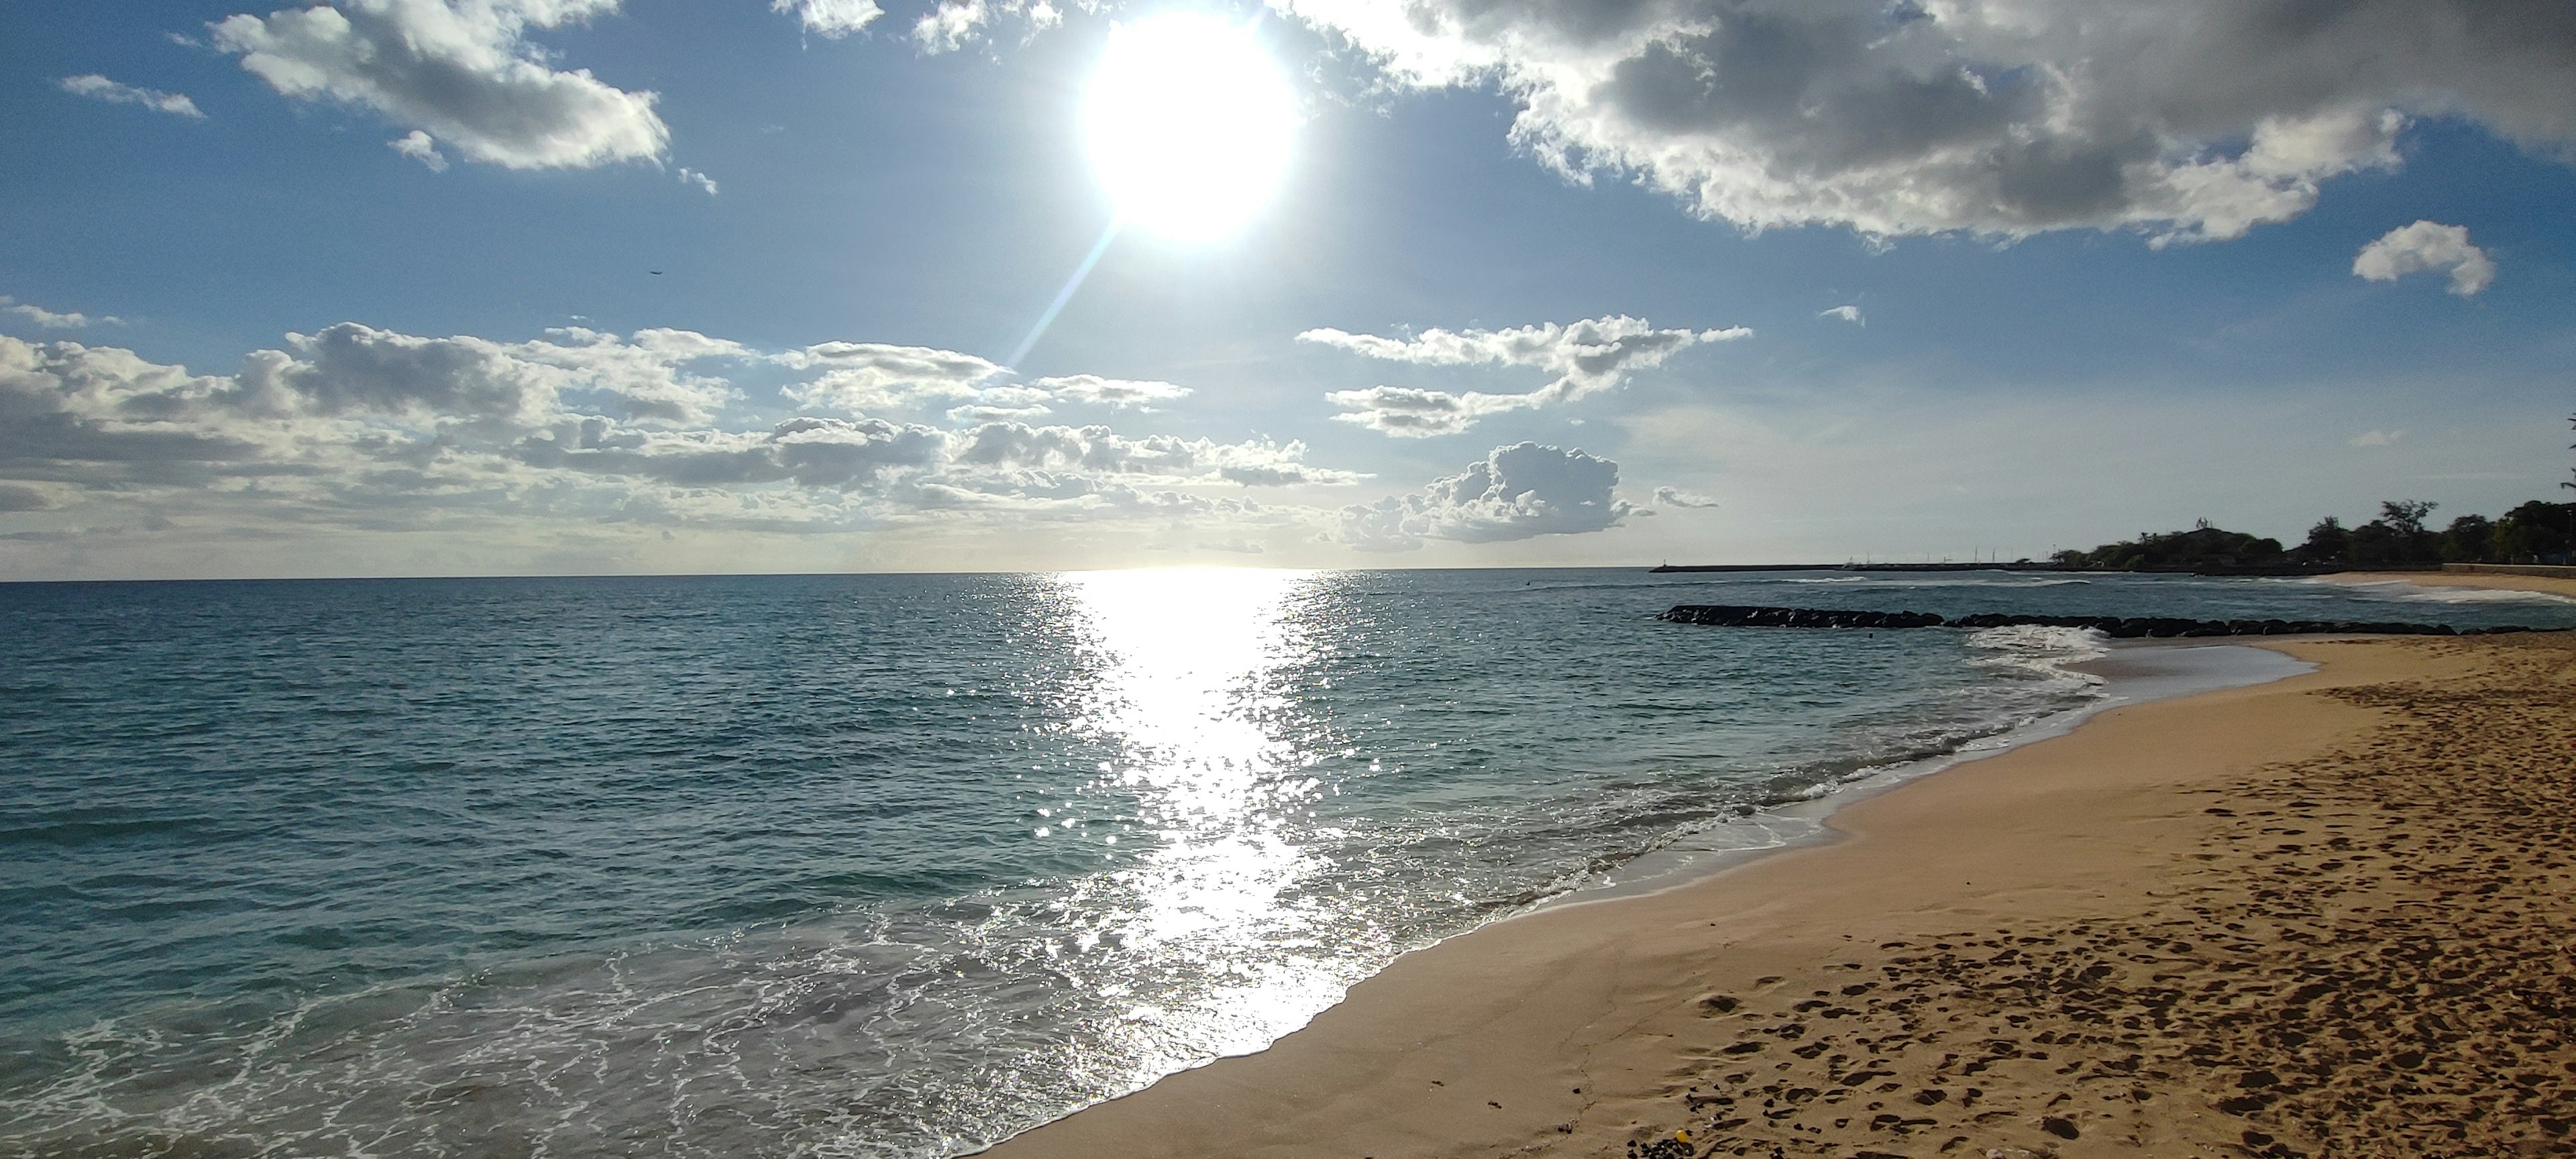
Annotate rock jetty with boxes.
[1657,604,2542,639]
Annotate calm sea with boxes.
[3,569,2567,1157]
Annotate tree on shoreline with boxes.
[2057,496,2576,570]
[2055,417,2576,569]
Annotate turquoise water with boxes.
[3,569,2567,1156]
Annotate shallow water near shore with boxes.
[3,569,2565,1158]
[1550,639,2320,905]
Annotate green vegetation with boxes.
[2053,418,2576,571]
[2051,520,2283,571]
[2053,499,2576,571]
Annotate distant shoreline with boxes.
[1646,561,2434,576]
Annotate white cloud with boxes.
[1339,442,1630,551]
[772,0,881,38]
[677,167,718,195]
[2349,429,2406,447]
[516,325,755,424]
[218,323,757,430]
[1,298,117,329]
[1652,485,1719,508]
[58,74,206,119]
[914,0,1059,53]
[388,129,448,170]
[1320,385,1535,439]
[1303,315,1747,436]
[782,342,1006,411]
[1819,305,1864,325]
[2353,221,2496,296]
[1031,374,1191,409]
[1301,316,1744,400]
[947,423,1361,487]
[914,0,987,52]
[210,0,669,170]
[944,384,1055,423]
[1278,0,2576,242]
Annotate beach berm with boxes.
[984,626,2576,1158]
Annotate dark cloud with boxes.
[0,484,54,511]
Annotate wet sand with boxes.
[983,629,2576,1159]
[2328,569,2576,600]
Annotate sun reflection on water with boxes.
[1053,567,1353,1076]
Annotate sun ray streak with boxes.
[1008,216,1124,370]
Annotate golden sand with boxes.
[986,626,2575,1159]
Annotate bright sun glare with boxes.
[1084,13,1297,241]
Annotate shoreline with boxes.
[984,620,2575,1157]
[2324,569,2576,601]
[1547,639,2312,907]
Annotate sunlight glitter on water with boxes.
[1055,568,1350,1070]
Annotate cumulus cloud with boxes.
[1031,374,1191,409]
[914,0,1059,53]
[2353,221,2496,296]
[1303,315,1746,436]
[1339,442,1630,551]
[1278,0,2576,242]
[1652,485,1719,508]
[210,0,669,170]
[1,298,117,329]
[677,167,718,196]
[58,74,205,119]
[773,0,881,38]
[2349,429,2405,447]
[388,129,448,170]
[1819,305,1864,325]
[221,323,754,430]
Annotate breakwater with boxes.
[1658,604,2546,638]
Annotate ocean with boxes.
[3,568,2569,1157]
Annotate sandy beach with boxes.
[987,607,2576,1156]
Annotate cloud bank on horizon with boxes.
[0,315,1659,567]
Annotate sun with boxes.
[1083,13,1298,241]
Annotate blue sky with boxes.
[2,0,2571,577]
